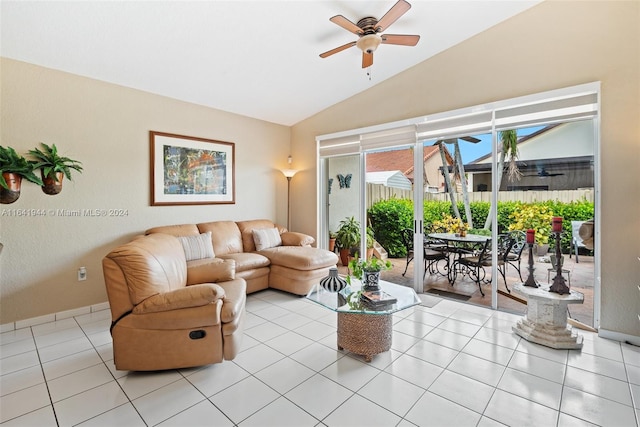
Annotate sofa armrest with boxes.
[133,283,225,314]
[280,231,315,247]
[186,259,236,285]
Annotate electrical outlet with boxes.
[78,267,87,281]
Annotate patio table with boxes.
[427,232,491,284]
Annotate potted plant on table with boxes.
[347,255,392,291]
[28,143,83,195]
[335,216,361,266]
[0,146,44,204]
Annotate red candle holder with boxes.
[552,217,563,233]
[526,229,535,244]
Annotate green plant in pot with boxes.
[28,143,83,195]
[347,254,392,291]
[0,145,44,204]
[335,216,361,266]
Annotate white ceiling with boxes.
[1,1,541,126]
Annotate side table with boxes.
[512,282,584,349]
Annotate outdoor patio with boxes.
[337,249,595,329]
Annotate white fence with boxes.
[366,183,594,208]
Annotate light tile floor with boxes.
[1,290,639,426]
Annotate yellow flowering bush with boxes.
[508,204,554,245]
[432,214,468,235]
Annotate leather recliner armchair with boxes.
[102,233,246,371]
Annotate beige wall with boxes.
[0,59,291,324]
[291,1,640,337]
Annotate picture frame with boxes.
[150,131,235,206]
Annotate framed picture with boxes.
[150,131,235,205]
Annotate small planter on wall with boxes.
[28,143,83,196]
[0,172,22,204]
[41,171,65,195]
[0,146,44,204]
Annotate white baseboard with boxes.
[0,302,110,333]
[599,328,640,346]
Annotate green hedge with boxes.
[368,198,594,257]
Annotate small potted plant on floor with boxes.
[328,230,337,252]
[28,143,83,195]
[347,255,392,291]
[335,216,360,266]
[0,145,44,204]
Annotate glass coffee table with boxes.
[306,278,420,362]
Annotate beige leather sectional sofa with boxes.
[145,219,338,295]
[102,219,337,371]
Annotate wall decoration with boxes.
[337,173,352,189]
[150,131,235,206]
[328,178,333,194]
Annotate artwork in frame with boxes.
[150,131,235,205]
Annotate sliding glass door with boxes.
[317,82,600,326]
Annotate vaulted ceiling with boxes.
[1,1,541,126]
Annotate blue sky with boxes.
[441,126,546,164]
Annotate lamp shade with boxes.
[282,169,298,178]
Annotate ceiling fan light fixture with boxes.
[356,34,382,53]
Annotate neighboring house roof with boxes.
[366,145,453,182]
[465,122,594,175]
[366,171,413,191]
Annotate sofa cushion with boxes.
[177,232,215,261]
[259,246,338,271]
[197,221,243,256]
[186,259,235,285]
[252,227,282,250]
[133,283,225,314]
[146,223,200,237]
[219,252,271,272]
[280,231,315,247]
[237,219,286,252]
[105,234,187,305]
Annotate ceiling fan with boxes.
[320,0,420,68]
[525,167,565,178]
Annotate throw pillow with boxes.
[177,232,215,261]
[253,227,282,251]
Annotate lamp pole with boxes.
[282,169,298,230]
[286,175,292,230]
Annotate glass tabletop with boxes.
[306,278,420,315]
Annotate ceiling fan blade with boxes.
[330,15,363,35]
[376,0,412,32]
[381,34,420,46]
[362,52,373,68]
[460,135,481,143]
[320,41,357,58]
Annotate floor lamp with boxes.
[281,168,298,230]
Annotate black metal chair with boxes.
[505,230,526,281]
[457,234,515,296]
[401,228,414,276]
[401,228,447,277]
[423,235,448,277]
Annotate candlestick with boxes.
[552,217,563,233]
[549,230,570,294]
[523,241,539,288]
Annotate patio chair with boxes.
[401,228,414,276]
[401,228,447,277]
[570,220,587,263]
[505,230,526,281]
[424,235,448,276]
[457,234,514,296]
